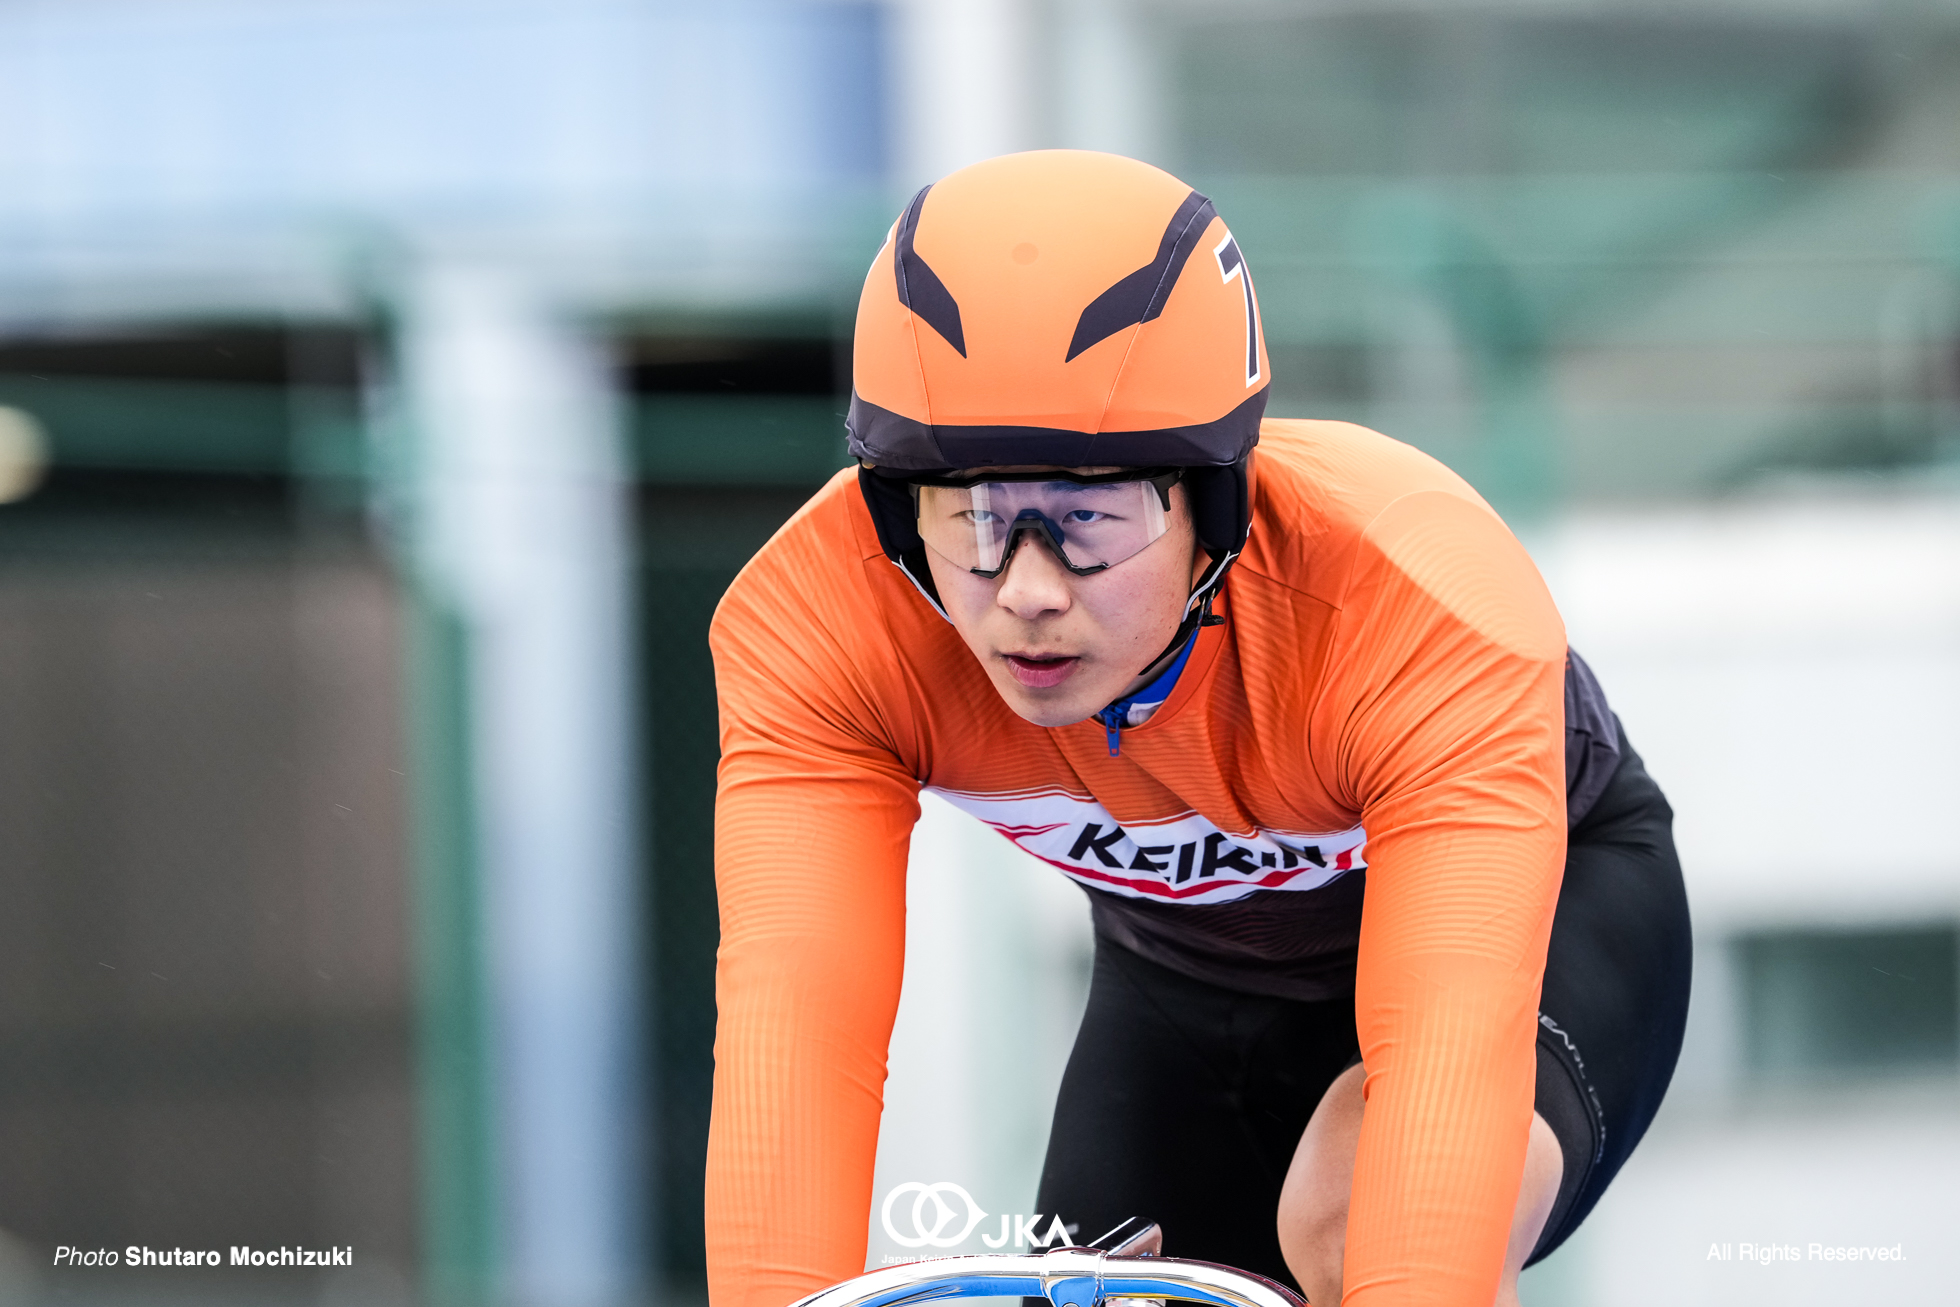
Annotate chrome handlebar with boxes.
[788,1246,1306,1307]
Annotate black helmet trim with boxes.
[846,388,1267,474]
[1066,190,1216,362]
[894,184,967,357]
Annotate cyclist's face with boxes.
[924,469,1206,729]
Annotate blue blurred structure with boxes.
[0,0,889,314]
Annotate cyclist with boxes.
[707,150,1691,1307]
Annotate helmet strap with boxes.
[1127,547,1234,688]
[892,546,951,623]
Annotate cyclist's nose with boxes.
[994,525,1073,620]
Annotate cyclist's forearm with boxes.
[708,752,915,1307]
[1340,654,1565,1305]
[705,923,904,1307]
[1346,949,1544,1305]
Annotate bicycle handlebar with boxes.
[787,1247,1306,1307]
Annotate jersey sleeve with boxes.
[1318,490,1568,1306]
[706,536,922,1307]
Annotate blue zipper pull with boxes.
[1098,705,1123,757]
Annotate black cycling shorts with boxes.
[1033,725,1691,1289]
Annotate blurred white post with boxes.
[889,0,1035,188]
[1051,0,1164,164]
[402,264,644,1307]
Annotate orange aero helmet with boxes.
[850,150,1270,636]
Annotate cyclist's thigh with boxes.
[1530,724,1693,1263]
[1035,938,1357,1289]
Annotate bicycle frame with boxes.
[788,1246,1306,1307]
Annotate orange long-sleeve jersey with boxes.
[708,419,1568,1307]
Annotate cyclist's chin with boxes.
[997,690,1099,730]
[987,658,1115,729]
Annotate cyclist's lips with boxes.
[1002,652,1080,689]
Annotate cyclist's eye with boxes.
[956,509,1002,526]
[1063,510,1109,525]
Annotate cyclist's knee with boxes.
[1278,1062,1366,1304]
[1278,1199,1346,1305]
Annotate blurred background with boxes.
[0,0,1955,1305]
